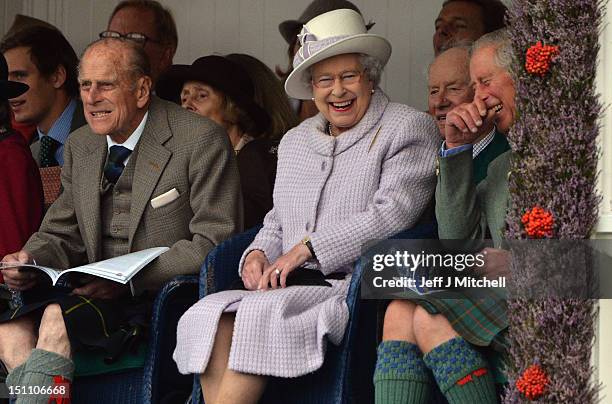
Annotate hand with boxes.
[1,250,38,291]
[445,96,501,149]
[478,247,511,279]
[72,278,129,299]
[241,250,269,290]
[258,243,311,290]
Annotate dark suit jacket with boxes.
[24,97,243,293]
[236,138,277,229]
[30,100,87,166]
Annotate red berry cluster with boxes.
[521,206,554,238]
[525,41,559,76]
[516,364,549,400]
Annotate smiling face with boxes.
[470,44,515,133]
[79,43,151,142]
[4,46,58,129]
[180,81,226,126]
[311,53,373,134]
[428,47,474,137]
[433,1,486,55]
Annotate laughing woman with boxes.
[173,9,439,404]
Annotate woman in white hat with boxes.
[173,9,439,403]
[276,0,375,122]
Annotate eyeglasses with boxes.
[312,69,366,88]
[99,30,161,46]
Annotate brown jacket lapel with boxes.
[74,132,106,262]
[128,99,172,249]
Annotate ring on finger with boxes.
[275,268,281,276]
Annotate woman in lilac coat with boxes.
[174,9,439,403]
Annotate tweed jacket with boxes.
[24,97,243,293]
[30,100,87,166]
[436,148,511,247]
[174,90,439,377]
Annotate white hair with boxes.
[426,45,471,80]
[471,28,513,73]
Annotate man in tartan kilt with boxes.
[0,38,241,403]
[374,29,513,404]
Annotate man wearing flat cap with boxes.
[0,37,241,400]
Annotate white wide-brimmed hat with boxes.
[284,9,391,100]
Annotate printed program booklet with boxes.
[0,247,169,285]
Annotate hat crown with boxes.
[191,55,254,98]
[298,0,362,24]
[303,9,367,41]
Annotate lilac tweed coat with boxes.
[173,90,439,377]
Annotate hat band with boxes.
[293,25,351,68]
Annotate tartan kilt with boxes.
[411,288,508,384]
[412,287,508,352]
[0,285,151,363]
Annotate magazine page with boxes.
[58,247,170,284]
[0,263,61,284]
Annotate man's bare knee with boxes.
[0,315,37,370]
[36,304,71,359]
[413,305,458,353]
[382,300,417,342]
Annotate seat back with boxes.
[143,276,199,404]
[192,222,438,404]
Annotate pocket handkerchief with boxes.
[150,188,180,209]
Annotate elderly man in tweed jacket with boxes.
[0,38,241,400]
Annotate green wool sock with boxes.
[15,349,74,404]
[423,337,497,404]
[5,362,26,391]
[373,340,433,404]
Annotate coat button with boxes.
[321,161,326,171]
[305,222,311,231]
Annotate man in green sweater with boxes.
[436,29,514,247]
[374,29,514,404]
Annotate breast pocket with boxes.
[149,189,190,217]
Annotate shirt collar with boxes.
[105,111,149,163]
[472,127,496,158]
[37,98,77,144]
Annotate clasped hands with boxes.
[1,250,129,299]
[241,243,312,291]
